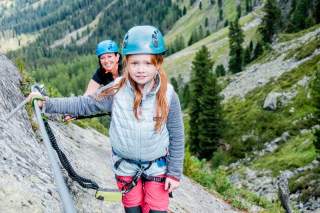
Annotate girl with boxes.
[29,25,184,213]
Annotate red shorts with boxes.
[116,175,169,213]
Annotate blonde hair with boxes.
[97,55,169,131]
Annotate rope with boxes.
[43,119,99,190]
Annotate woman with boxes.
[84,39,121,95]
[64,39,121,121]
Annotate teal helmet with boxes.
[96,40,119,57]
[122,25,166,56]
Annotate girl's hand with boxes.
[27,92,46,108]
[165,176,180,193]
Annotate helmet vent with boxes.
[123,35,129,49]
[152,30,158,48]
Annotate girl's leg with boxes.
[143,175,169,213]
[116,176,144,212]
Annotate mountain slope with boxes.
[164,8,262,78]
[219,24,320,212]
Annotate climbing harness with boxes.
[114,155,173,198]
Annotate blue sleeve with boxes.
[166,92,185,180]
[44,95,113,116]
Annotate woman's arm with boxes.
[84,79,101,96]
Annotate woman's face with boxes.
[127,54,158,87]
[99,53,119,72]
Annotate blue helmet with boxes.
[122,25,166,56]
[96,40,119,57]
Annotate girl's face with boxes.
[127,54,158,87]
[100,53,119,72]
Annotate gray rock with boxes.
[300,129,310,134]
[312,125,320,130]
[289,107,295,113]
[263,92,281,110]
[281,132,290,142]
[279,90,297,106]
[297,76,310,88]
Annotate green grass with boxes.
[285,36,320,61]
[164,9,260,77]
[74,118,108,135]
[278,24,320,43]
[165,0,216,44]
[289,166,320,202]
[222,54,320,162]
[164,0,256,50]
[184,148,283,211]
[251,132,316,176]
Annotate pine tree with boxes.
[198,25,204,40]
[188,28,199,45]
[228,19,244,73]
[258,0,281,43]
[245,0,252,13]
[182,83,190,109]
[199,1,202,10]
[183,6,187,15]
[311,68,320,157]
[198,73,223,159]
[219,9,224,21]
[236,4,241,19]
[205,17,209,27]
[290,0,311,31]
[175,35,185,52]
[170,77,179,94]
[314,0,320,23]
[189,46,213,154]
[190,0,196,6]
[243,41,253,65]
[252,41,263,60]
[215,64,226,77]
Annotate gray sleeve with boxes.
[166,92,185,180]
[44,95,113,116]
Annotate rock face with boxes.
[0,54,61,212]
[221,27,320,102]
[0,54,238,213]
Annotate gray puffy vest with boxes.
[110,78,174,164]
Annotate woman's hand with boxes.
[27,92,46,108]
[165,176,180,193]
